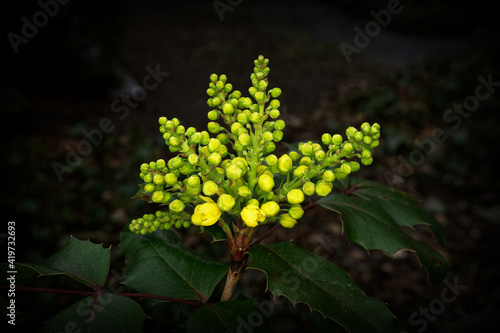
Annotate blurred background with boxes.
[2,0,499,331]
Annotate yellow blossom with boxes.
[241,204,266,227]
[279,213,297,228]
[191,196,221,226]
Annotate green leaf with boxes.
[179,300,272,333]
[18,237,110,289]
[131,183,151,202]
[201,224,227,242]
[317,193,448,283]
[248,242,395,333]
[121,229,228,302]
[40,294,147,333]
[340,178,446,246]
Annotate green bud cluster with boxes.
[129,210,191,234]
[131,55,381,234]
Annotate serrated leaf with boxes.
[40,294,146,333]
[248,242,395,333]
[340,178,446,246]
[179,300,273,333]
[121,229,228,301]
[317,193,448,283]
[18,237,110,289]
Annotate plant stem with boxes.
[220,253,249,301]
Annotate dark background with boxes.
[2,0,500,331]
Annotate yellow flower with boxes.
[258,173,275,192]
[260,201,280,217]
[241,204,266,228]
[279,213,297,228]
[191,196,221,226]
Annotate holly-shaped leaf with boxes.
[317,190,448,283]
[40,294,147,333]
[248,242,395,333]
[338,178,446,246]
[121,228,228,302]
[18,237,110,289]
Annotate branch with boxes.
[0,285,203,307]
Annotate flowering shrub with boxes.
[13,55,448,332]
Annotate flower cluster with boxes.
[130,55,380,235]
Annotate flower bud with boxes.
[143,173,153,183]
[164,173,178,185]
[200,131,211,145]
[361,157,373,165]
[349,161,360,172]
[363,135,373,145]
[210,73,218,82]
[217,194,235,211]
[231,122,242,135]
[273,130,283,142]
[321,133,332,145]
[144,183,156,193]
[361,122,371,134]
[152,191,165,203]
[208,138,222,152]
[279,213,297,228]
[153,174,165,185]
[237,186,252,198]
[269,109,280,119]
[202,180,218,196]
[169,199,185,213]
[354,131,364,142]
[261,201,280,217]
[300,143,313,156]
[187,175,201,188]
[208,122,221,134]
[265,154,278,166]
[212,97,221,106]
[361,149,372,159]
[159,117,167,125]
[299,156,312,166]
[224,83,233,93]
[293,165,308,178]
[140,163,150,174]
[342,142,354,154]
[287,189,305,205]
[188,153,199,165]
[278,154,293,173]
[222,102,234,115]
[263,142,276,153]
[208,153,222,166]
[258,80,268,91]
[262,131,273,142]
[288,205,304,219]
[270,99,280,109]
[340,163,352,175]
[302,182,315,196]
[250,112,261,123]
[322,170,335,182]
[207,110,219,120]
[237,113,248,125]
[258,173,275,192]
[226,163,243,180]
[271,87,281,98]
[238,133,251,146]
[332,134,343,145]
[315,181,332,196]
[274,119,285,130]
[314,150,326,161]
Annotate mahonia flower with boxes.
[241,204,266,228]
[191,196,222,226]
[279,213,297,228]
[131,55,381,235]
